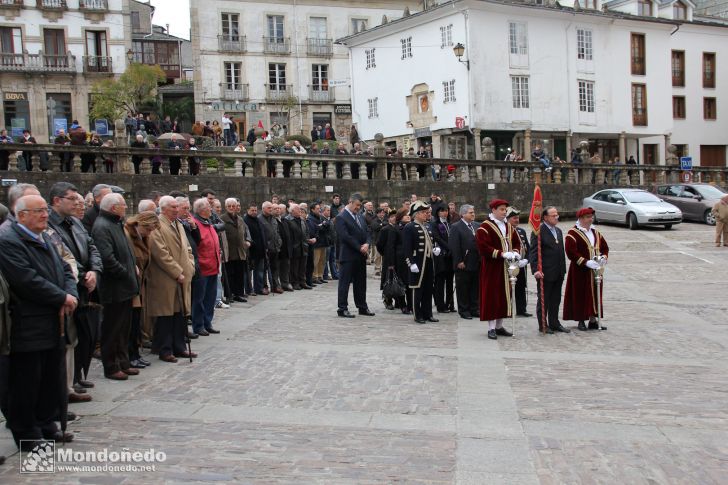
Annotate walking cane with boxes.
[506,255,519,338]
[178,282,193,363]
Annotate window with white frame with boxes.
[508,22,528,55]
[443,80,456,103]
[440,24,453,48]
[578,80,595,112]
[511,76,530,109]
[401,37,412,59]
[365,48,376,69]
[577,28,592,60]
[368,97,379,118]
[224,62,241,89]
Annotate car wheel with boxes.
[664,224,672,230]
[704,210,716,226]
[628,212,639,230]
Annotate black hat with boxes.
[409,200,431,217]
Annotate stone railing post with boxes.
[475,165,483,181]
[244,162,253,177]
[180,156,189,175]
[409,163,418,181]
[308,161,317,179]
[217,157,225,175]
[619,168,629,185]
[199,156,207,174]
[234,159,243,176]
[292,160,301,178]
[359,161,368,180]
[140,156,151,175]
[72,153,82,173]
[630,169,640,186]
[594,168,605,185]
[8,151,18,171]
[568,167,576,185]
[326,160,336,179]
[342,161,352,179]
[553,168,562,184]
[657,169,666,184]
[390,161,401,181]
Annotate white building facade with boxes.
[190,0,422,143]
[340,0,728,167]
[0,0,131,142]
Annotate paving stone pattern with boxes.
[0,222,727,483]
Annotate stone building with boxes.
[340,0,728,167]
[189,0,423,143]
[0,0,131,142]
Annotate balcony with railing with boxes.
[308,85,334,103]
[218,35,247,53]
[0,0,24,8]
[79,0,108,11]
[37,0,67,9]
[265,84,292,102]
[0,51,76,73]
[263,37,291,55]
[83,55,112,74]
[306,38,332,57]
[220,84,249,101]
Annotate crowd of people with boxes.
[0,184,611,454]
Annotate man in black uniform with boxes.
[507,207,532,317]
[403,201,440,324]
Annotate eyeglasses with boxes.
[19,208,49,214]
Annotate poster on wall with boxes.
[95,119,109,136]
[54,118,68,136]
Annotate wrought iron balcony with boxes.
[308,85,335,103]
[265,84,293,102]
[306,38,332,57]
[37,0,67,9]
[83,55,112,73]
[79,0,108,11]
[220,84,250,101]
[0,51,76,73]
[218,35,247,53]
[0,0,24,8]
[263,37,291,55]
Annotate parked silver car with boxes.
[583,189,682,230]
[654,183,727,225]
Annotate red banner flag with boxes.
[529,185,543,235]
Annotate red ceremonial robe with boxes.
[563,226,610,321]
[475,218,521,321]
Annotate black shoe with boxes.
[401,309,412,315]
[487,329,497,340]
[232,295,247,303]
[517,312,532,317]
[495,327,513,337]
[302,285,312,290]
[459,313,473,320]
[187,331,199,339]
[578,322,588,331]
[385,304,395,311]
[415,318,427,324]
[197,330,210,336]
[319,279,328,284]
[138,358,151,366]
[206,328,221,334]
[437,308,448,313]
[130,359,146,369]
[553,324,571,333]
[358,308,375,316]
[589,321,606,330]
[545,328,555,334]
[19,439,52,452]
[337,310,355,318]
[427,317,439,323]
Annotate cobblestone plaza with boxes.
[1,222,726,484]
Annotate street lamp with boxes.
[453,42,470,70]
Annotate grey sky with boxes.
[149,0,191,40]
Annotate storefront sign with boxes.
[328,80,349,87]
[334,104,352,115]
[414,127,432,138]
[211,102,258,111]
[455,117,465,129]
[4,92,26,101]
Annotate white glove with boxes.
[518,259,529,268]
[502,252,515,260]
[598,256,607,267]
[586,260,600,270]
[410,264,420,273]
[433,247,441,256]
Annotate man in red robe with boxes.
[476,199,523,340]
[563,207,610,331]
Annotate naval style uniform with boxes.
[403,218,436,323]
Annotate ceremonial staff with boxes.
[528,185,547,334]
[591,253,607,331]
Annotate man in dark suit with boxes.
[507,207,532,317]
[334,193,374,318]
[449,204,480,319]
[528,206,570,334]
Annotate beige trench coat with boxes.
[146,214,195,317]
